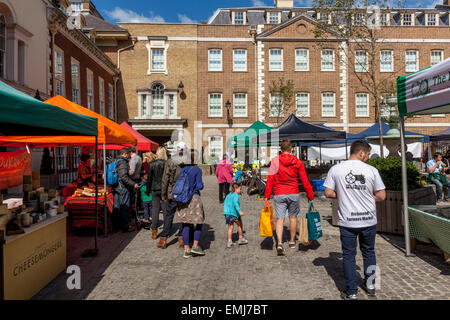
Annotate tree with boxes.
[312,0,406,157]
[263,78,295,126]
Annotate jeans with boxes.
[151,192,163,231]
[219,182,230,203]
[339,225,377,295]
[159,199,182,238]
[143,201,152,220]
[182,223,202,246]
[429,176,450,201]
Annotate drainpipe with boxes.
[113,75,119,122]
[117,37,137,69]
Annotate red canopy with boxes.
[102,122,158,152]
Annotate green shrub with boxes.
[366,157,422,191]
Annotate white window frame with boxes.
[296,92,310,117]
[73,147,81,169]
[380,50,393,72]
[355,50,368,72]
[233,93,247,118]
[99,77,105,116]
[380,13,389,26]
[402,13,413,26]
[355,93,369,117]
[269,93,283,117]
[268,12,280,24]
[234,11,245,25]
[354,13,364,26]
[321,49,335,71]
[71,58,80,104]
[430,50,443,66]
[405,50,419,73]
[209,136,223,158]
[146,41,169,75]
[321,92,336,117]
[151,48,165,72]
[269,49,283,72]
[295,49,309,72]
[426,13,437,26]
[233,49,247,72]
[54,46,65,96]
[208,49,222,72]
[108,84,114,119]
[56,147,67,170]
[151,83,165,118]
[208,93,223,117]
[168,94,178,118]
[86,68,94,111]
[319,12,330,25]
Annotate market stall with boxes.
[0,81,99,300]
[397,57,450,258]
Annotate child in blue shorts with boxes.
[223,183,248,248]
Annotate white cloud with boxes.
[104,7,165,23]
[178,14,197,24]
[252,0,267,6]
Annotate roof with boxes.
[84,14,126,31]
[227,121,272,148]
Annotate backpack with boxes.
[172,166,194,204]
[105,158,124,186]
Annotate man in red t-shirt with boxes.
[265,139,314,256]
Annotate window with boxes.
[54,48,64,96]
[322,93,335,117]
[295,49,309,71]
[99,77,105,116]
[427,14,436,26]
[152,83,165,117]
[321,49,334,71]
[71,59,80,104]
[209,93,222,117]
[108,84,114,119]
[356,93,369,117]
[269,12,279,24]
[234,12,244,25]
[355,50,368,72]
[18,41,25,84]
[319,12,329,24]
[380,51,393,72]
[0,16,5,78]
[141,94,148,117]
[73,147,81,169]
[296,93,309,117]
[405,51,418,72]
[233,93,247,117]
[147,41,169,75]
[209,136,223,158]
[431,50,443,66]
[169,94,176,117]
[380,13,388,26]
[233,49,247,72]
[269,49,283,71]
[151,49,165,71]
[56,147,67,170]
[354,13,364,26]
[403,13,412,26]
[208,49,222,72]
[270,93,283,117]
[87,69,94,110]
[71,3,82,11]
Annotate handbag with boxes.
[259,200,274,237]
[306,202,323,241]
[299,217,311,245]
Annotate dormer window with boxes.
[319,12,330,24]
[269,12,280,24]
[402,13,412,26]
[354,13,364,26]
[427,13,436,26]
[380,13,388,26]
[234,11,244,25]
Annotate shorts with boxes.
[225,215,241,225]
[274,194,300,219]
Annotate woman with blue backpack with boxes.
[173,149,206,258]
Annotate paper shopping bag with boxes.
[299,217,311,245]
[307,202,323,241]
[259,201,274,237]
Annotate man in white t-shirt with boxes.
[324,140,386,300]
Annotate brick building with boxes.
[87,0,450,162]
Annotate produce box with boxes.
[32,171,40,180]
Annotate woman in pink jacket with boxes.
[215,154,234,203]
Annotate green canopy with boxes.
[0,80,98,136]
[227,121,272,148]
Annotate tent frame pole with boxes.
[95,136,98,253]
[400,116,411,257]
[103,143,107,237]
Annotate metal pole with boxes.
[400,117,411,256]
[319,142,322,163]
[103,143,107,237]
[95,136,99,253]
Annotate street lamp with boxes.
[178,81,184,92]
[225,100,232,127]
[178,81,186,100]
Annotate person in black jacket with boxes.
[147,146,168,240]
[114,148,139,233]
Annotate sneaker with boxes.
[362,282,376,296]
[237,238,248,245]
[276,245,285,256]
[289,241,296,249]
[227,242,234,248]
[183,251,192,259]
[340,291,358,300]
[191,246,206,256]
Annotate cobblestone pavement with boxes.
[34,176,450,300]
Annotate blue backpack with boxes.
[105,158,124,186]
[172,167,194,204]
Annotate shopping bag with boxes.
[306,202,323,241]
[259,200,274,237]
[299,217,311,245]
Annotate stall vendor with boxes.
[76,153,94,188]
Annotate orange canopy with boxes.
[0,95,137,146]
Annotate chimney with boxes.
[274,0,294,8]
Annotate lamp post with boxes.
[225,100,232,127]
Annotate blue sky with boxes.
[93,0,443,24]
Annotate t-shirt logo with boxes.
[345,171,366,185]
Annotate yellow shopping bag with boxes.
[260,200,274,237]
